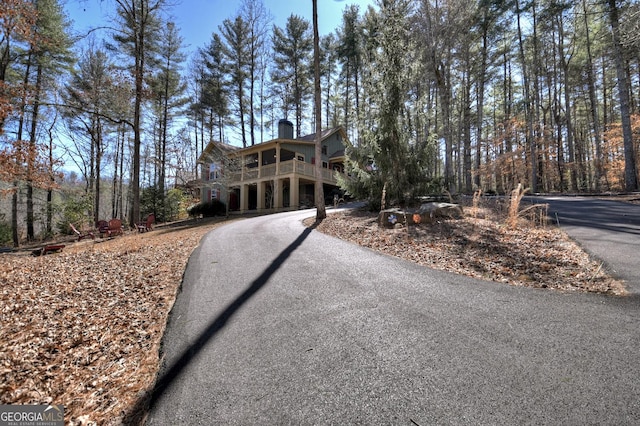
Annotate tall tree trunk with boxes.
[112,126,121,220]
[94,119,102,225]
[557,15,577,191]
[11,50,32,247]
[238,81,247,147]
[463,64,472,193]
[608,0,638,191]
[475,22,488,189]
[313,0,325,221]
[515,0,537,192]
[26,62,44,241]
[46,119,55,237]
[582,0,603,191]
[130,28,145,226]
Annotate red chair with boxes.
[136,213,155,232]
[100,219,123,238]
[69,223,95,241]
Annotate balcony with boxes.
[228,159,342,185]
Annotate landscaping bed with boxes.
[311,200,626,295]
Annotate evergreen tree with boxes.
[241,0,271,146]
[150,21,187,221]
[110,0,165,226]
[23,0,73,240]
[201,33,230,143]
[272,14,313,137]
[337,4,362,138]
[342,0,432,208]
[219,15,250,147]
[64,46,115,226]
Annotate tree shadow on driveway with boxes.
[124,221,319,425]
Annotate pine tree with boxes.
[111,0,165,226]
[151,21,187,221]
[64,46,114,226]
[219,15,250,147]
[272,14,313,137]
[23,0,73,240]
[342,0,422,208]
[199,33,229,143]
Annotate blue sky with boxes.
[65,0,377,56]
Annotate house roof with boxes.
[295,126,346,143]
[329,149,345,159]
[198,126,349,159]
[197,141,239,164]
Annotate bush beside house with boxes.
[187,199,227,217]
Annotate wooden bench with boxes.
[32,244,65,256]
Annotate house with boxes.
[197,119,349,213]
[196,140,239,205]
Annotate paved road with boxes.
[146,205,640,425]
[531,196,640,294]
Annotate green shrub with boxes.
[165,188,188,221]
[56,194,93,235]
[141,186,190,222]
[0,215,11,245]
[187,199,227,217]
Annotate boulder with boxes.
[378,203,463,228]
[416,202,463,221]
[378,208,408,228]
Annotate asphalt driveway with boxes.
[532,196,640,294]
[146,205,640,425]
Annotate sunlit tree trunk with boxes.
[607,0,638,191]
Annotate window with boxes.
[245,153,259,168]
[322,161,329,169]
[297,154,304,161]
[209,164,220,180]
[322,145,327,155]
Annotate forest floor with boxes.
[0,196,633,425]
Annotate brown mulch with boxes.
[311,203,627,296]
[0,218,230,425]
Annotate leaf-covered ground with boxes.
[0,219,228,425]
[312,202,627,295]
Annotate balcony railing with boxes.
[227,159,342,184]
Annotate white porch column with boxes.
[257,181,265,210]
[240,184,249,212]
[274,179,282,210]
[290,176,299,209]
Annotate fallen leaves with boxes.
[0,219,229,425]
[312,207,627,295]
